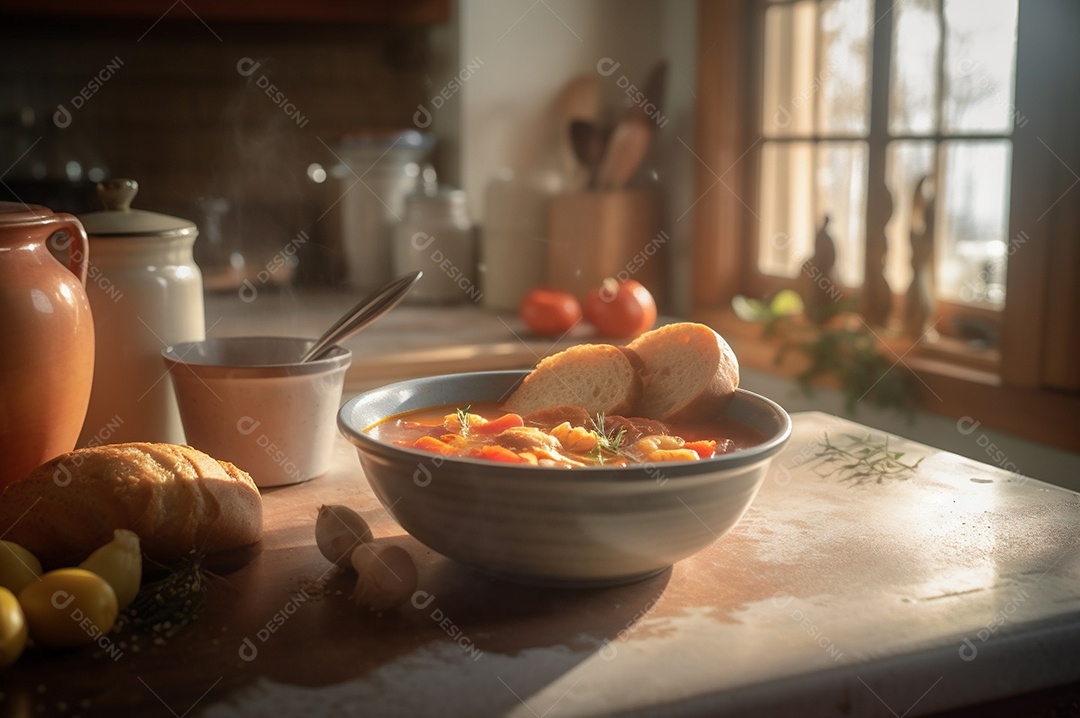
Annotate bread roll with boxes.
[628,322,739,422]
[504,343,642,417]
[0,443,263,569]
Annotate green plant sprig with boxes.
[811,432,924,485]
[455,406,472,437]
[589,413,627,465]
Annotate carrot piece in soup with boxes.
[476,445,529,463]
[413,435,460,456]
[684,439,717,459]
[471,413,525,435]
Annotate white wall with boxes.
[430,0,697,311]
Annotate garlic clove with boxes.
[350,544,417,611]
[315,504,373,569]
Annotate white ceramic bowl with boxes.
[338,370,791,587]
[163,336,350,488]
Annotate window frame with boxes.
[690,0,1080,453]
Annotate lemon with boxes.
[0,587,28,669]
[0,540,43,594]
[18,568,118,648]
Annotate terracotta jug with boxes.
[0,203,95,489]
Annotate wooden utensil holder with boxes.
[546,189,664,302]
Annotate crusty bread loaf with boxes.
[504,343,642,417]
[628,322,739,422]
[0,443,263,569]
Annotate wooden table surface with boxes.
[4,412,1080,718]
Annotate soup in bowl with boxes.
[338,370,790,587]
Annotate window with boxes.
[756,0,1019,316]
[690,0,1080,451]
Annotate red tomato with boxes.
[519,288,582,337]
[584,278,657,338]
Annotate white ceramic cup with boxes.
[162,337,351,488]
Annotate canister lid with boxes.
[79,178,197,238]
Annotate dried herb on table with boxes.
[114,551,209,644]
[810,432,924,485]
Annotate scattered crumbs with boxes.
[37,685,47,694]
[80,699,92,709]
[56,701,68,712]
[970,478,993,484]
[290,574,333,601]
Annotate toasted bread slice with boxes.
[628,322,739,422]
[504,344,641,417]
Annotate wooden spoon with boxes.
[569,120,611,189]
[555,75,601,191]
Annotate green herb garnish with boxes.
[589,413,627,465]
[811,432,924,485]
[455,406,472,437]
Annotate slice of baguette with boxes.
[628,322,739,422]
[504,343,641,417]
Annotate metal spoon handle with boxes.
[301,271,423,363]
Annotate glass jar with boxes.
[337,130,434,291]
[393,188,478,304]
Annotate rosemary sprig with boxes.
[455,406,472,437]
[811,432,924,485]
[589,413,627,465]
[117,551,208,640]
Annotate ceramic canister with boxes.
[77,179,204,446]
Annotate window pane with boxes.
[937,140,1012,305]
[890,0,941,135]
[885,141,937,294]
[941,0,1019,133]
[759,142,815,277]
[817,0,872,136]
[758,141,866,288]
[763,2,818,137]
[816,142,867,286]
